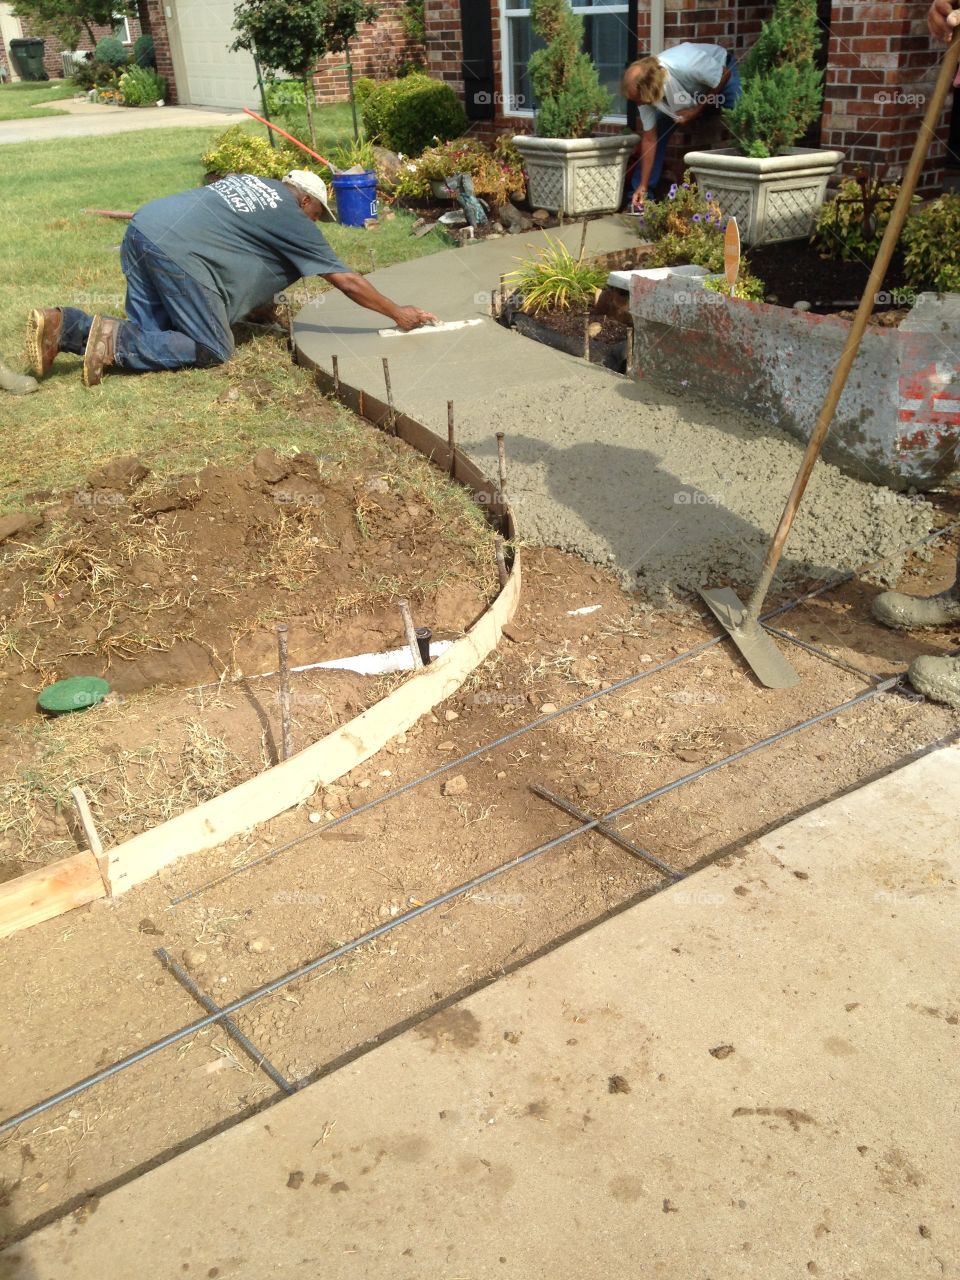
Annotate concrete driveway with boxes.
[0,97,246,146]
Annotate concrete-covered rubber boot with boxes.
[0,361,38,395]
[907,654,960,709]
[872,587,960,630]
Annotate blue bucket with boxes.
[332,170,378,227]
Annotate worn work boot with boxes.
[0,360,39,395]
[82,316,119,388]
[906,654,960,709]
[26,308,62,379]
[872,586,960,630]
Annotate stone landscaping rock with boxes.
[442,775,468,796]
[499,202,533,232]
[253,447,289,484]
[86,456,150,491]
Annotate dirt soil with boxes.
[0,446,497,880]
[747,241,913,317]
[0,536,957,1246]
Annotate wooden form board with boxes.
[0,853,105,941]
[0,369,520,936]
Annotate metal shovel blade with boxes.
[700,587,800,689]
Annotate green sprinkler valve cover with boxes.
[37,675,110,715]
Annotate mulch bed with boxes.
[747,240,913,315]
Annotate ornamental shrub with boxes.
[812,171,916,262]
[724,0,823,157]
[94,35,128,69]
[359,74,467,155]
[119,65,165,106]
[201,126,301,179]
[528,0,609,138]
[901,194,960,293]
[72,57,119,91]
[393,137,525,207]
[133,33,156,68]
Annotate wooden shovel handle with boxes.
[746,37,960,621]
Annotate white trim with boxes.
[499,0,629,126]
[113,12,132,44]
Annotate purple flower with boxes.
[705,191,713,200]
[682,182,690,189]
[692,213,701,222]
[668,183,678,197]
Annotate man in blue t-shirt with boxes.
[621,44,742,211]
[27,170,437,387]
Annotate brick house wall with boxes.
[142,0,177,104]
[312,0,422,103]
[422,0,953,190]
[13,11,144,81]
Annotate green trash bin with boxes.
[9,38,48,82]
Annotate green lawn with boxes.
[0,120,449,510]
[0,78,76,120]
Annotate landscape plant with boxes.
[201,125,301,179]
[71,56,119,92]
[901,193,960,293]
[506,235,607,314]
[723,0,823,158]
[232,0,379,148]
[132,32,156,68]
[393,137,524,208]
[812,168,914,262]
[527,0,609,138]
[93,34,128,68]
[118,65,165,107]
[356,73,467,154]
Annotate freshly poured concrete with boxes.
[6,742,959,1279]
[295,224,931,595]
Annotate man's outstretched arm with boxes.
[324,271,438,331]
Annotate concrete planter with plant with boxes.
[513,0,636,216]
[684,0,842,245]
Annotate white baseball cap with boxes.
[283,170,336,222]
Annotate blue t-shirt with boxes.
[131,175,348,323]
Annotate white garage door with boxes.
[171,0,260,109]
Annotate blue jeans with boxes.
[58,225,233,373]
[628,50,743,197]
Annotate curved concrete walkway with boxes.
[294,223,930,597]
[6,742,958,1278]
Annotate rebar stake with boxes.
[332,354,340,397]
[496,431,507,496]
[583,316,591,363]
[415,626,433,666]
[70,785,103,858]
[495,536,509,588]
[284,302,295,353]
[382,357,397,433]
[447,400,456,478]
[578,218,588,262]
[499,274,508,317]
[276,624,293,761]
[398,599,424,669]
[625,324,635,378]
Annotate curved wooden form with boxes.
[0,374,519,938]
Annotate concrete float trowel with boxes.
[700,34,960,689]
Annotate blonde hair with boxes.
[622,57,668,105]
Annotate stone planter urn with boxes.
[513,134,638,217]
[683,147,844,245]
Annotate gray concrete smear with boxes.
[294,221,931,598]
[6,743,959,1279]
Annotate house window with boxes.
[113,13,132,44]
[500,0,629,123]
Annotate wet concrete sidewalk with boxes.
[6,741,958,1279]
[293,224,931,597]
[0,99,245,145]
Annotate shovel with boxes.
[701,37,960,689]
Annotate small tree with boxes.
[724,0,823,158]
[527,0,609,139]
[11,0,134,49]
[232,0,379,147]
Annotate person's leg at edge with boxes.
[873,542,960,708]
